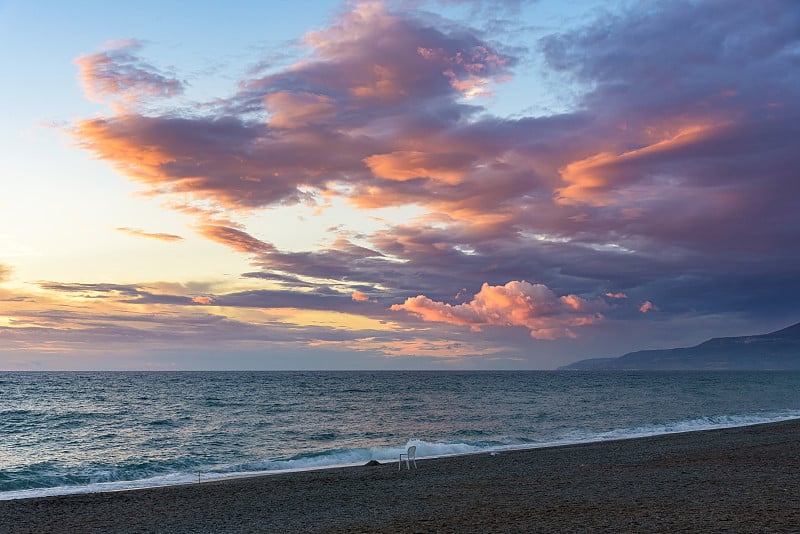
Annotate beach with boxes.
[2,419,799,533]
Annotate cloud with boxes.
[299,2,513,100]
[65,0,800,355]
[71,2,516,213]
[352,291,372,302]
[639,301,659,314]
[241,271,319,289]
[75,39,184,109]
[116,227,183,242]
[555,122,729,206]
[391,280,604,339]
[0,280,408,359]
[363,150,476,184]
[542,0,800,225]
[198,225,274,255]
[263,91,338,128]
[0,263,11,283]
[39,282,145,298]
[73,115,307,209]
[416,42,511,98]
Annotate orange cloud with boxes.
[605,292,627,299]
[639,300,659,313]
[71,109,373,212]
[72,117,181,187]
[71,1,517,220]
[417,44,510,99]
[192,296,214,305]
[351,291,371,302]
[363,151,473,184]
[264,91,337,128]
[556,122,727,206]
[391,281,605,339]
[350,64,407,100]
[116,227,183,242]
[74,39,183,110]
[197,225,274,255]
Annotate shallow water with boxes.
[2,370,799,499]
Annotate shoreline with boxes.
[3,419,800,532]
[6,414,799,503]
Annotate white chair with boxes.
[399,445,417,470]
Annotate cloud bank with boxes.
[47,0,800,365]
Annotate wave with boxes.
[584,410,800,443]
[3,410,799,502]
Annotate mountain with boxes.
[560,322,800,370]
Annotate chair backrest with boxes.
[407,445,416,459]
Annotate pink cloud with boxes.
[351,291,371,302]
[75,40,183,109]
[264,91,337,128]
[65,0,800,349]
[639,301,659,313]
[72,115,330,210]
[197,225,274,255]
[363,150,476,184]
[72,2,516,215]
[391,281,605,339]
[417,44,510,98]
[116,227,183,242]
[605,292,627,299]
[556,123,727,206]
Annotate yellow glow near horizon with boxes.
[221,306,399,331]
[307,336,507,359]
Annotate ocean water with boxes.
[2,371,799,500]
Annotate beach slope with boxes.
[3,420,800,532]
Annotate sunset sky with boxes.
[2,0,798,370]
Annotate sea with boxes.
[2,370,800,501]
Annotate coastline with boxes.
[3,419,800,532]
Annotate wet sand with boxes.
[2,419,800,533]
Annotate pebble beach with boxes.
[3,419,799,533]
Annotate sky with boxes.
[1,0,799,370]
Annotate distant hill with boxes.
[560,322,800,370]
